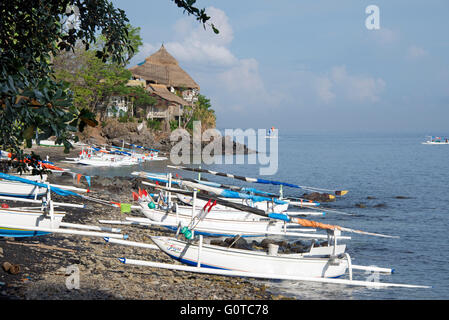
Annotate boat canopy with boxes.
[0,172,82,197]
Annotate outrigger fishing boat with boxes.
[141,234,348,278]
[103,172,376,241]
[132,171,323,214]
[133,171,293,213]
[266,127,277,139]
[0,173,48,199]
[102,171,348,240]
[0,172,126,239]
[102,189,322,238]
[114,233,429,288]
[422,136,449,145]
[134,171,327,221]
[98,165,432,289]
[167,165,349,198]
[160,167,351,217]
[100,180,331,238]
[64,147,141,167]
[114,141,168,161]
[138,206,295,238]
[174,194,323,216]
[32,139,64,147]
[104,193,429,289]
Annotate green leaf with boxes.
[23,125,36,139]
[211,24,220,34]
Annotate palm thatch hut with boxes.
[129,44,199,91]
[127,44,200,129]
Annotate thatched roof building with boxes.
[129,44,200,90]
[146,83,187,106]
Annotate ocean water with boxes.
[71,132,449,299]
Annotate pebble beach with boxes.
[0,145,285,300]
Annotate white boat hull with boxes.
[139,203,290,237]
[144,155,168,161]
[175,204,264,221]
[176,194,289,213]
[76,157,138,167]
[0,175,48,198]
[0,208,65,237]
[151,236,348,278]
[422,141,449,145]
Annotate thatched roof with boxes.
[129,45,200,90]
[146,84,187,106]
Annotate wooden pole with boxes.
[118,258,430,289]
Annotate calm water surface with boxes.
[70,132,449,299]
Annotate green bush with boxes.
[147,119,162,130]
[170,120,179,131]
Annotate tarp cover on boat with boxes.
[0,172,82,197]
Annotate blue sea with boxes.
[71,132,449,299]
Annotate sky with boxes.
[111,0,449,134]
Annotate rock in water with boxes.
[303,192,336,202]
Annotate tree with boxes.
[127,86,157,119]
[0,0,134,175]
[52,31,156,121]
[183,94,216,131]
[0,0,214,173]
[172,0,219,34]
[54,47,133,117]
[94,24,144,64]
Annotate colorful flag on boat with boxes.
[120,203,132,214]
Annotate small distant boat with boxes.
[115,141,168,161]
[33,139,64,147]
[422,136,449,145]
[64,144,167,167]
[32,138,86,148]
[265,127,277,139]
[63,147,140,167]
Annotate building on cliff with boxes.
[128,44,200,129]
[104,45,200,130]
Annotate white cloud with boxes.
[331,66,386,102]
[218,59,263,95]
[165,41,237,66]
[128,7,277,128]
[165,6,237,67]
[406,45,428,60]
[133,7,238,67]
[312,66,386,104]
[314,76,335,103]
[371,27,400,46]
[175,6,234,46]
[133,42,157,63]
[131,8,386,130]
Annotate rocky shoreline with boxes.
[80,120,256,155]
[0,159,287,300]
